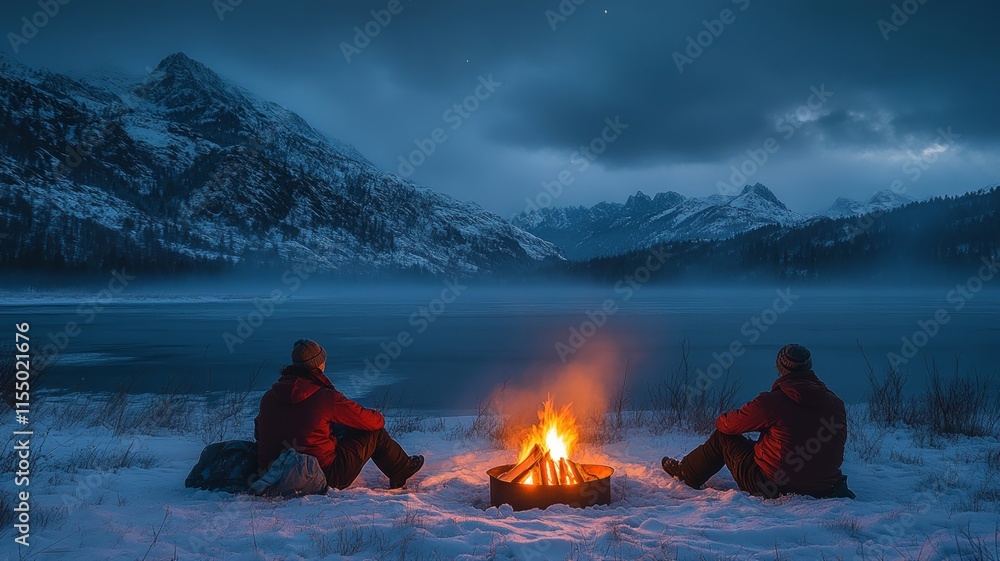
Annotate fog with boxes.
[7,281,998,413]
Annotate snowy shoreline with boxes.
[2,392,998,560]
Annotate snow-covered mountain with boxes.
[512,183,804,259]
[824,190,915,219]
[510,190,686,260]
[0,53,562,276]
[512,184,924,260]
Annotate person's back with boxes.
[254,339,424,490]
[721,369,847,495]
[663,343,854,499]
[254,364,383,472]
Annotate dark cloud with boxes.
[1,0,998,214]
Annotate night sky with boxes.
[2,0,998,215]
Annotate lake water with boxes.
[5,285,999,412]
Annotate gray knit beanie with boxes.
[291,339,327,370]
[776,343,812,375]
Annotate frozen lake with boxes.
[5,285,999,411]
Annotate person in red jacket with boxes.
[661,344,855,499]
[254,339,424,490]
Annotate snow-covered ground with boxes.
[3,395,998,560]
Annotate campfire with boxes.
[487,397,614,511]
[499,398,595,485]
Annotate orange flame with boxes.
[517,396,579,464]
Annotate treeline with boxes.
[547,186,1000,284]
[0,191,233,275]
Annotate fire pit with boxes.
[488,398,614,511]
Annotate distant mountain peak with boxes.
[625,190,653,209]
[824,189,914,219]
[133,52,262,145]
[740,183,784,202]
[868,189,913,205]
[148,53,227,92]
[155,52,211,75]
[739,183,782,204]
[512,184,800,259]
[652,191,687,211]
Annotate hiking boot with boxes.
[828,475,857,500]
[661,456,697,489]
[389,455,424,489]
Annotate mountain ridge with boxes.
[512,183,917,260]
[0,52,563,276]
[554,186,1000,283]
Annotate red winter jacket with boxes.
[716,370,847,495]
[254,365,385,472]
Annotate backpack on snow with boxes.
[248,447,328,498]
[184,440,259,493]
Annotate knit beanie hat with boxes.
[291,339,327,370]
[776,343,812,375]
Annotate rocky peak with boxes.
[739,183,786,209]
[625,190,653,210]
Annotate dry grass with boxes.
[56,440,156,473]
[309,508,428,560]
[374,389,432,435]
[861,344,1000,440]
[848,413,887,464]
[451,379,519,448]
[822,515,864,540]
[954,524,1000,561]
[920,359,999,438]
[889,449,924,466]
[859,342,910,428]
[645,340,740,435]
[198,364,262,444]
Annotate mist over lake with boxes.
[10,284,998,411]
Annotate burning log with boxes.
[557,458,572,485]
[498,397,603,486]
[499,444,545,483]
[541,457,557,485]
[566,458,586,484]
[488,397,615,509]
[526,463,543,485]
[500,443,600,485]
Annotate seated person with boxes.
[254,339,423,490]
[661,344,854,499]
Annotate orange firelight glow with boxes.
[516,396,580,484]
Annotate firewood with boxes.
[558,458,576,485]
[542,457,560,485]
[566,459,585,483]
[499,444,545,482]
[513,459,542,485]
[530,463,543,485]
[512,467,532,484]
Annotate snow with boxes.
[824,190,916,219]
[4,398,997,560]
[0,53,564,277]
[513,185,810,259]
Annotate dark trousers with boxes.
[325,427,410,490]
[680,430,769,496]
